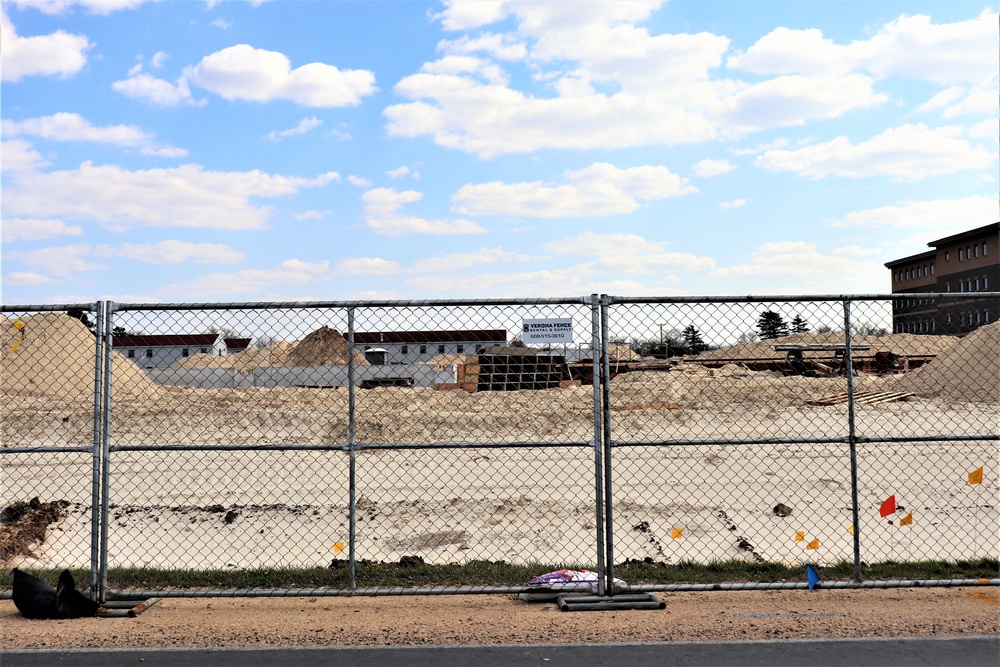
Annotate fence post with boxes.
[89,301,105,601]
[347,307,357,591]
[599,295,616,596]
[843,299,863,583]
[588,295,606,597]
[99,301,115,602]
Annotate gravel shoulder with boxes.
[2,587,998,649]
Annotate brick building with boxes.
[885,222,999,335]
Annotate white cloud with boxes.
[361,188,486,236]
[828,196,999,232]
[2,218,84,242]
[334,257,400,275]
[719,199,747,209]
[163,259,332,297]
[451,162,696,217]
[719,74,888,132]
[2,113,187,157]
[707,241,884,294]
[5,161,340,231]
[187,44,377,107]
[211,17,232,30]
[728,10,998,85]
[347,175,373,187]
[692,158,734,177]
[112,71,203,107]
[265,116,323,141]
[149,50,168,68]
[4,244,103,277]
[294,209,332,220]
[438,32,528,61]
[386,166,420,180]
[0,9,91,82]
[0,139,48,174]
[432,0,509,31]
[754,124,997,180]
[542,231,715,275]
[2,272,58,286]
[102,241,245,264]
[8,0,149,15]
[410,246,529,273]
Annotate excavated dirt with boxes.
[1,587,998,648]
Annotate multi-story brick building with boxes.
[885,222,999,335]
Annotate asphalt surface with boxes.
[1,636,998,667]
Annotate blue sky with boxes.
[1,0,997,304]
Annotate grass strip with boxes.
[2,558,996,592]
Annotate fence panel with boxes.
[1,304,103,598]
[603,296,998,586]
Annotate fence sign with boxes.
[522,318,574,344]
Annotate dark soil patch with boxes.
[0,497,70,563]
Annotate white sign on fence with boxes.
[522,318,574,344]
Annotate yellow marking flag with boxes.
[332,541,345,554]
[794,531,805,542]
[899,511,913,526]
[847,524,855,536]
[968,467,983,485]
[671,528,683,539]
[806,539,819,550]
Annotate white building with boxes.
[113,333,225,369]
[353,329,507,365]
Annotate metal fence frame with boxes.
[2,294,997,601]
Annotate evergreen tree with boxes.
[790,315,809,334]
[682,325,708,354]
[757,310,789,339]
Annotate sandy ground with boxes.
[1,587,998,648]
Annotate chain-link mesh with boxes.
[605,296,998,584]
[2,305,102,594]
[2,295,997,598]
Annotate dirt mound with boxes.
[287,327,368,367]
[699,331,958,361]
[1,313,159,401]
[892,322,999,403]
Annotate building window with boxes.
[973,244,978,258]
[401,345,408,354]
[958,248,963,261]
[419,345,427,355]
[986,312,991,323]
[946,314,951,324]
[146,349,153,358]
[983,242,987,256]
[985,276,989,290]
[944,250,949,261]
[457,345,464,353]
[201,348,208,354]
[975,278,980,290]
[930,264,934,275]
[128,350,135,358]
[945,283,950,292]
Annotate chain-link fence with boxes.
[2,295,997,600]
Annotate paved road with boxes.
[2,636,998,667]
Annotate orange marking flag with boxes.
[879,495,896,518]
[899,511,913,526]
[794,531,805,542]
[332,541,346,554]
[968,467,984,485]
[806,539,819,550]
[671,528,683,539]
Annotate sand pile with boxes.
[1,313,159,401]
[891,321,999,403]
[698,332,958,361]
[287,327,368,367]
